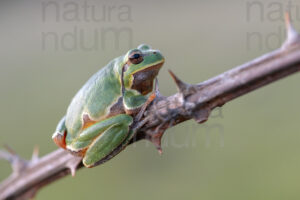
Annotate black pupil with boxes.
[133,53,140,59]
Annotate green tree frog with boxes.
[52,44,164,168]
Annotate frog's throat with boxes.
[130,62,163,95]
[121,60,164,93]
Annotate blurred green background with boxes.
[1,0,300,199]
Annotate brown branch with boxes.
[1,13,300,200]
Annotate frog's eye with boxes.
[129,51,143,65]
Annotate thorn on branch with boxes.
[146,123,166,154]
[31,145,39,164]
[168,70,202,121]
[282,12,300,49]
[147,128,164,154]
[154,78,164,99]
[0,145,28,176]
[192,107,211,124]
[66,157,82,177]
[168,70,197,98]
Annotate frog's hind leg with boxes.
[68,114,133,167]
[52,116,67,149]
[83,123,130,168]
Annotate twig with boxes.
[1,13,300,200]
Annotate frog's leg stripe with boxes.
[52,131,67,149]
[52,116,67,149]
[121,63,126,96]
[82,113,97,130]
[83,123,129,168]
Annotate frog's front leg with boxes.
[69,114,133,168]
[52,116,67,149]
[123,90,156,121]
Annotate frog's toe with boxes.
[52,131,67,149]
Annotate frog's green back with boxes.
[65,56,124,141]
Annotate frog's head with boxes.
[123,44,164,95]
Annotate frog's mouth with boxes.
[131,61,164,95]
